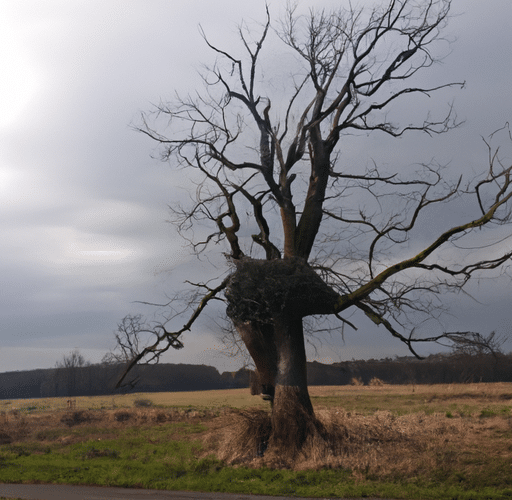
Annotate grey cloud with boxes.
[1,0,511,375]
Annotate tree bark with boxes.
[295,139,330,260]
[233,313,321,456]
[268,314,318,454]
[234,320,277,401]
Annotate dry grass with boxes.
[309,382,512,417]
[202,382,512,478]
[310,381,512,398]
[206,405,512,479]
[350,376,364,386]
[0,406,219,449]
[0,388,267,413]
[369,377,385,386]
[3,382,510,414]
[2,383,512,483]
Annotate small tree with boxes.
[103,314,177,390]
[103,314,147,365]
[118,0,512,456]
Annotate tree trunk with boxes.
[234,320,277,401]
[268,314,318,455]
[226,258,339,455]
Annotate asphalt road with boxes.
[0,483,380,500]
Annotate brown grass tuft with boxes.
[369,377,385,386]
[350,377,364,386]
[207,409,272,464]
[203,407,494,475]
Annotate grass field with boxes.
[1,383,512,499]
[0,388,268,414]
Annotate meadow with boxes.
[1,383,511,499]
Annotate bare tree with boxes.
[55,349,89,398]
[103,313,184,390]
[103,314,148,365]
[445,331,508,382]
[119,0,512,455]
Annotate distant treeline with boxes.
[0,363,251,400]
[1,352,512,400]
[331,351,512,385]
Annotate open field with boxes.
[0,388,268,414]
[3,382,512,415]
[1,383,512,499]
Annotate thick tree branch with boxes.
[336,161,512,311]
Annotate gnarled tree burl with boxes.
[117,0,512,455]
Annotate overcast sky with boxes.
[1,0,512,376]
